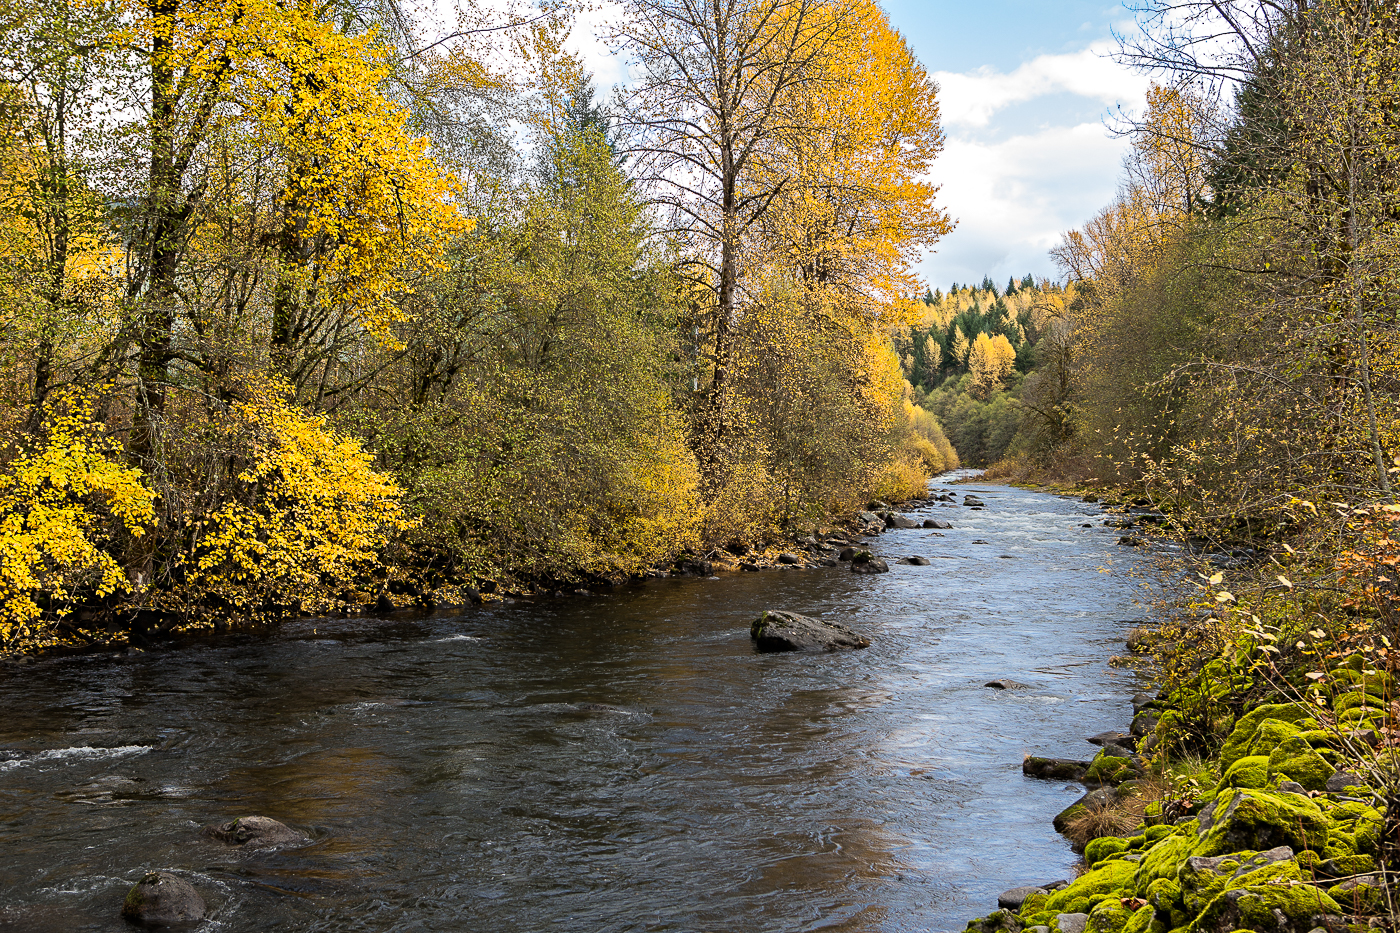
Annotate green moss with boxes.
[966,910,1022,933]
[1188,879,1340,933]
[1047,861,1139,913]
[1142,825,1175,845]
[1325,879,1384,914]
[1087,897,1134,933]
[1333,690,1382,715]
[1019,893,1049,918]
[1179,849,1303,915]
[1324,800,1383,857]
[1086,836,1131,866]
[1085,754,1135,787]
[1265,735,1334,790]
[1194,789,1329,857]
[1132,832,1199,895]
[1244,719,1306,759]
[1218,705,1315,771]
[1121,905,1159,933]
[1216,755,1269,791]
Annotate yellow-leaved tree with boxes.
[967,332,1016,400]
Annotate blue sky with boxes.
[568,0,1150,291]
[881,0,1148,290]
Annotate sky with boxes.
[566,0,1152,292]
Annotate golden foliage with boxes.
[0,389,153,643]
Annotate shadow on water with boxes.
[0,479,1158,932]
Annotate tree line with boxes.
[0,0,958,651]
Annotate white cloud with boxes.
[919,122,1131,287]
[932,43,1151,128]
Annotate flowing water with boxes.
[0,479,1159,932]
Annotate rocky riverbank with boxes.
[963,645,1392,933]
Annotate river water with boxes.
[0,480,1156,932]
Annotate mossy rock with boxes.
[1264,735,1334,790]
[1133,831,1200,895]
[1337,706,1384,727]
[1333,690,1384,715]
[1243,719,1306,759]
[967,910,1023,933]
[1218,705,1315,771]
[1122,904,1161,933]
[1086,836,1131,866]
[1019,893,1050,918]
[1323,800,1383,857]
[1216,755,1270,791]
[1145,878,1185,925]
[1194,789,1329,857]
[1046,860,1139,913]
[1318,853,1375,877]
[1142,825,1175,845]
[1024,909,1057,928]
[1187,878,1340,933]
[1327,876,1385,914]
[1177,847,1299,915]
[1085,754,1136,787]
[1087,897,1134,933]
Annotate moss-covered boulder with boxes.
[1218,705,1315,771]
[1320,799,1383,859]
[1086,897,1134,933]
[1327,875,1385,914]
[1144,877,1186,929]
[1046,861,1140,914]
[1177,846,1297,915]
[1086,836,1131,866]
[967,910,1024,933]
[1133,829,1200,894]
[1264,735,1334,790]
[1243,719,1306,759]
[1085,753,1137,787]
[1121,904,1161,933]
[1216,755,1270,791]
[1193,789,1329,857]
[1187,876,1340,933]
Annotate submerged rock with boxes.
[984,679,1029,690]
[750,610,870,652]
[121,872,206,926]
[897,556,931,566]
[203,815,307,849]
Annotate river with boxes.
[0,479,1156,932]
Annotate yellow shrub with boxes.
[0,390,154,645]
[181,389,412,617]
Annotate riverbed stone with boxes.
[985,678,1029,690]
[776,552,800,564]
[203,815,307,849]
[750,610,870,652]
[999,886,1048,910]
[885,513,918,529]
[897,556,931,566]
[121,871,206,926]
[1087,731,1134,749]
[849,552,889,574]
[1023,756,1091,780]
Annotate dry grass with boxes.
[1061,775,1172,852]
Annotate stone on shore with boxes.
[1023,756,1091,780]
[750,610,870,652]
[998,886,1047,910]
[121,872,206,926]
[203,815,307,849]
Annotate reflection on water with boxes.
[0,480,1154,932]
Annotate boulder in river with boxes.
[984,678,1029,690]
[849,552,890,574]
[838,547,856,561]
[923,519,953,529]
[750,610,870,652]
[884,513,918,529]
[1086,730,1135,750]
[121,871,206,926]
[203,815,307,849]
[998,885,1048,910]
[1023,756,1091,780]
[897,556,931,566]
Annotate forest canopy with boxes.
[0,0,959,650]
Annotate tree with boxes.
[614,0,853,450]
